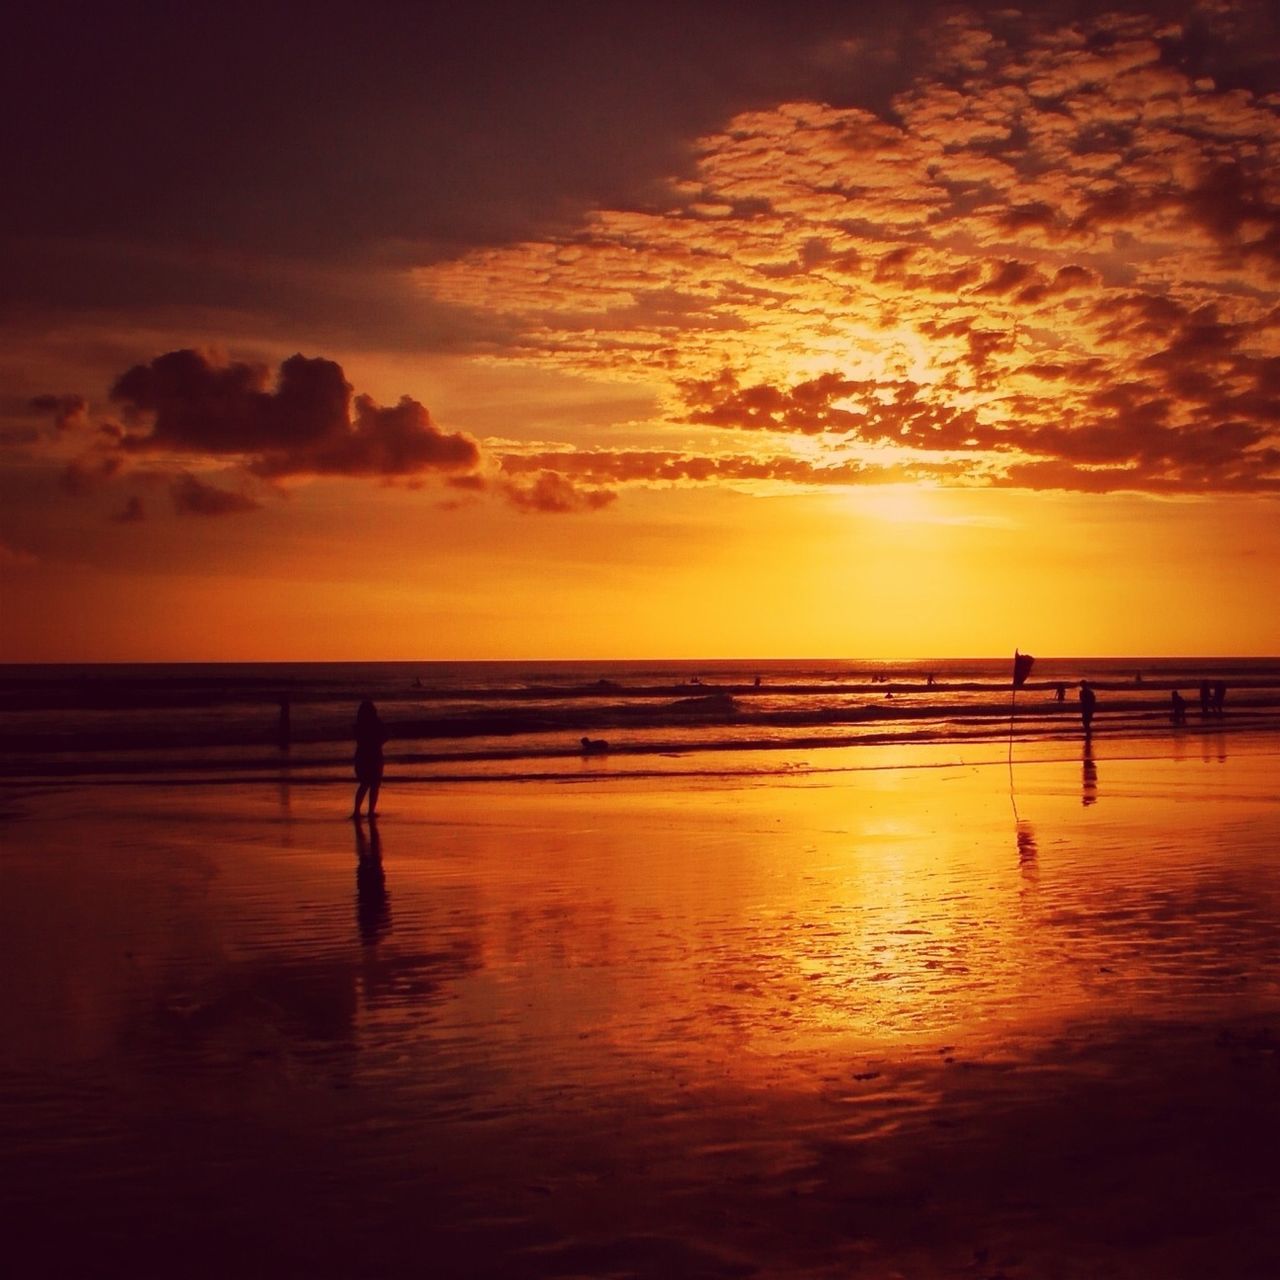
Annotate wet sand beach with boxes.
[3,736,1280,1278]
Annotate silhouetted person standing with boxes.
[1213,681,1227,716]
[1171,690,1187,725]
[351,700,388,819]
[1079,680,1096,737]
[1055,683,1066,703]
[1199,680,1212,717]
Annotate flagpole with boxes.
[1008,650,1034,816]
[1008,681,1020,822]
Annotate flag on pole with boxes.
[1012,650,1035,688]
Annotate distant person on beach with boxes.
[1079,681,1096,736]
[1200,680,1212,717]
[1171,690,1187,725]
[1055,683,1066,703]
[351,700,388,819]
[1213,681,1227,715]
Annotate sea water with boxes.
[1,656,1277,782]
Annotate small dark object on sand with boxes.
[580,736,609,755]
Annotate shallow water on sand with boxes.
[3,737,1280,1277]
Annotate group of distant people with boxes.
[1200,680,1228,717]
[1173,681,1227,726]
[1068,677,1228,735]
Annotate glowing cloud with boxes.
[416,6,1280,496]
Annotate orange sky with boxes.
[2,2,1278,660]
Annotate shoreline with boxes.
[3,722,1276,789]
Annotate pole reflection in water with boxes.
[1017,819,1038,874]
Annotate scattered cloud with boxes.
[60,454,123,496]
[414,4,1280,496]
[500,470,617,514]
[28,394,88,432]
[7,4,1280,510]
[496,448,960,490]
[112,495,146,523]
[0,539,38,568]
[170,472,261,517]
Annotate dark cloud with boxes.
[681,370,984,447]
[1183,160,1280,263]
[254,395,480,480]
[28,394,88,431]
[112,351,349,453]
[0,539,38,568]
[997,457,1280,494]
[111,349,480,480]
[112,496,146,523]
[60,455,122,496]
[974,260,1037,296]
[682,370,863,435]
[501,471,617,514]
[170,473,260,517]
[871,248,983,294]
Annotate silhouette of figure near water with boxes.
[1055,683,1066,703]
[354,818,391,946]
[1171,690,1188,725]
[351,700,388,819]
[1079,680,1097,737]
[1200,680,1212,717]
[1213,681,1227,716]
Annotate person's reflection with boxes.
[1082,739,1098,807]
[354,818,392,946]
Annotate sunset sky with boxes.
[3,0,1278,660]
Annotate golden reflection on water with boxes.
[4,742,1280,1277]
[4,742,1278,1102]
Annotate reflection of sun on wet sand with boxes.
[2,737,1279,1278]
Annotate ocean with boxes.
[2,657,1277,784]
